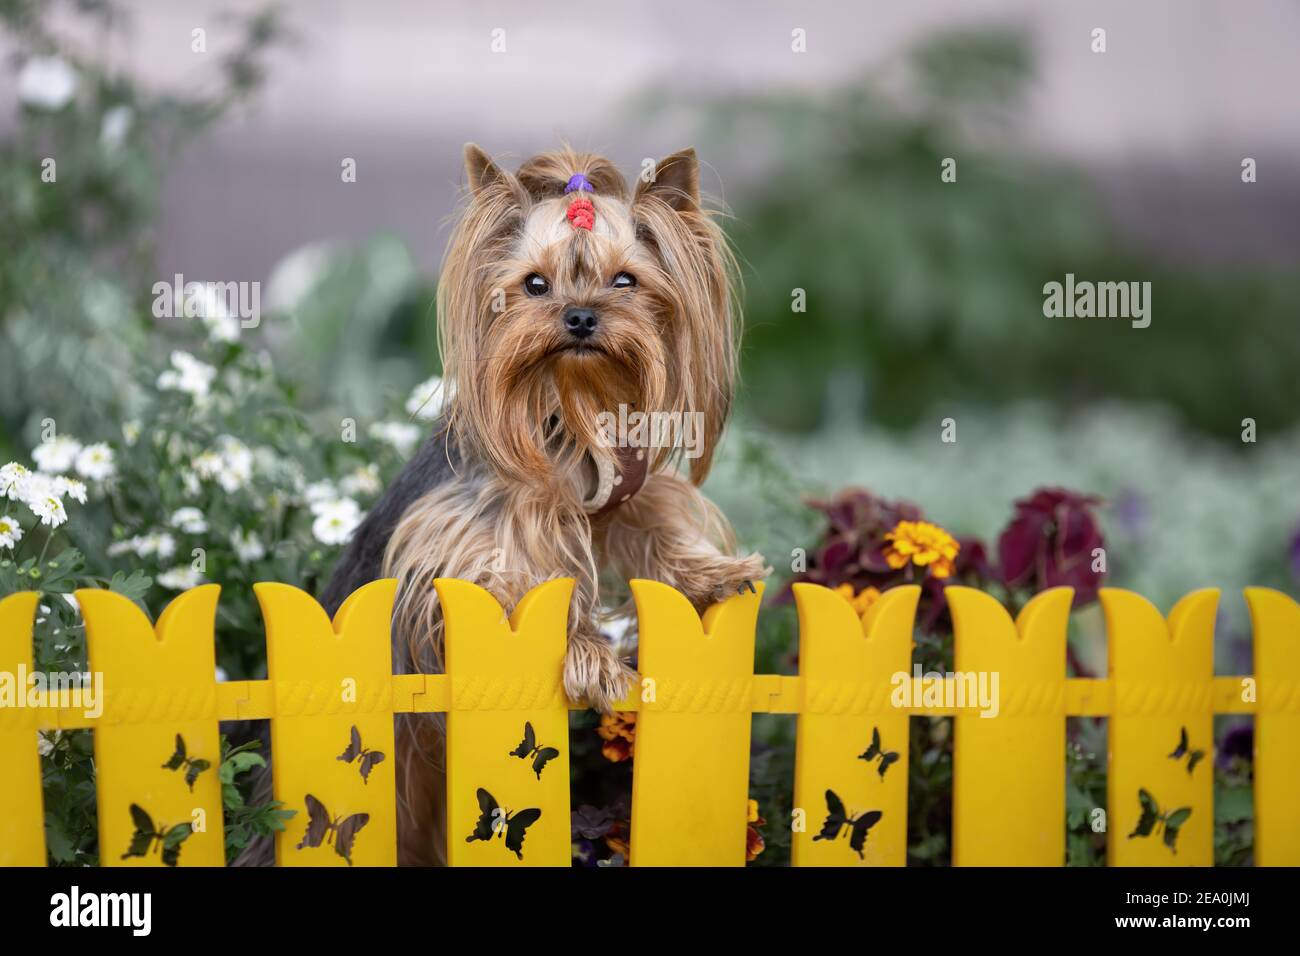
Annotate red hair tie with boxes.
[567,197,595,231]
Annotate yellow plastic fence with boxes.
[1,580,1297,867]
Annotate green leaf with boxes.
[44,811,76,864]
[1214,785,1253,826]
[226,751,266,776]
[107,569,152,605]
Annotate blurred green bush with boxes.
[660,29,1300,441]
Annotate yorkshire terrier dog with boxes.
[243,144,767,866]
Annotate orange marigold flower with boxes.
[598,711,636,762]
[835,583,882,617]
[746,798,766,861]
[883,520,960,579]
[605,833,631,859]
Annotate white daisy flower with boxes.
[157,566,204,590]
[1,462,31,500]
[28,491,68,528]
[122,420,142,447]
[129,531,176,561]
[170,507,208,534]
[183,282,239,343]
[109,536,166,559]
[54,476,87,504]
[370,421,421,457]
[311,498,363,545]
[192,285,241,343]
[32,435,81,473]
[190,451,222,480]
[405,375,451,422]
[303,480,337,508]
[75,442,116,481]
[215,436,253,492]
[18,56,78,110]
[0,514,23,549]
[339,463,381,497]
[17,470,58,503]
[157,350,216,399]
[230,527,266,563]
[191,436,253,493]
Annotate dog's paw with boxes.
[563,635,636,715]
[690,552,771,611]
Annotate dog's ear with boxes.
[635,148,700,213]
[464,143,527,204]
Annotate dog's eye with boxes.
[524,274,550,296]
[612,272,637,289]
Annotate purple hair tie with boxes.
[564,173,593,194]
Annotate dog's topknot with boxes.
[515,146,628,201]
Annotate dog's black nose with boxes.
[563,307,599,339]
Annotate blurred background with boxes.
[2,0,1297,865]
[6,0,1300,645]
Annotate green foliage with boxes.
[0,1,291,454]
[40,730,98,866]
[1066,719,1108,866]
[220,736,295,863]
[663,28,1300,441]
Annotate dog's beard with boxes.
[475,333,666,486]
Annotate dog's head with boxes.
[438,144,737,489]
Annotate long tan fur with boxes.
[382,144,767,865]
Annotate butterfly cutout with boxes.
[161,733,211,791]
[465,787,541,860]
[122,803,193,867]
[811,788,882,859]
[297,793,370,866]
[857,726,900,780]
[1167,726,1206,776]
[509,721,560,780]
[1127,788,1192,854]
[338,725,386,783]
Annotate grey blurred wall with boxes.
[7,0,1299,282]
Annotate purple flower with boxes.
[571,804,615,840]
[1218,723,1253,769]
[998,487,1106,606]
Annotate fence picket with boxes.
[436,577,573,867]
[78,585,226,867]
[1244,587,1300,866]
[790,583,917,866]
[628,579,761,866]
[1102,588,1217,866]
[0,591,45,865]
[257,579,398,866]
[948,586,1072,865]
